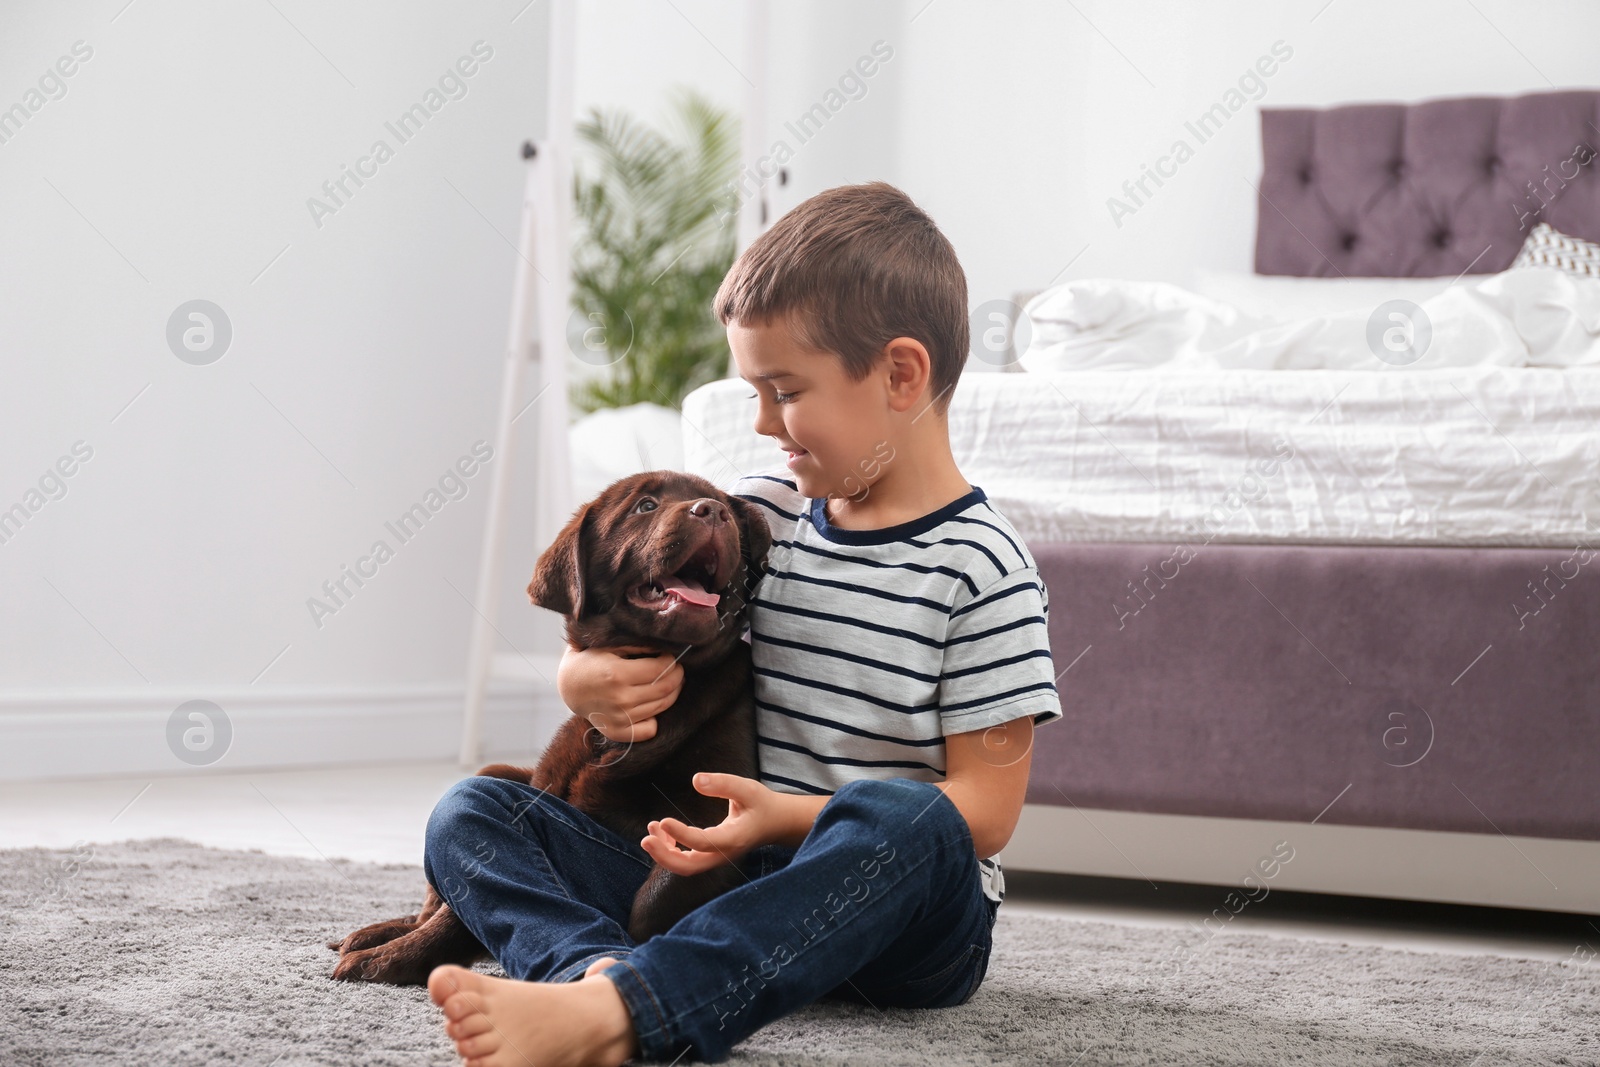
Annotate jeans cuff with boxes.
[602,958,681,1061]
[550,949,633,984]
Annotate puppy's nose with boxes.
[688,498,729,525]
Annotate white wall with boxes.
[879,0,1600,313]
[574,0,743,117]
[5,0,1596,779]
[643,0,1600,342]
[0,0,560,776]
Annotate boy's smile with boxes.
[725,314,974,530]
[728,318,893,503]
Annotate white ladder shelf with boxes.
[458,0,576,768]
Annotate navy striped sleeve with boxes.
[938,567,1062,735]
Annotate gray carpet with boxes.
[3,839,1594,1066]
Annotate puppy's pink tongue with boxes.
[662,576,720,608]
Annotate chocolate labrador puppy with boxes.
[328,471,770,984]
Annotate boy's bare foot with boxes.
[428,964,640,1067]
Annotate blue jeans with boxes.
[422,775,999,1062]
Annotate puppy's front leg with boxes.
[327,882,450,953]
[332,900,489,985]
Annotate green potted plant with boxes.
[569,90,738,413]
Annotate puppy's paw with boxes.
[331,947,379,982]
[328,915,420,956]
[332,944,429,986]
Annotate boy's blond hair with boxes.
[713,182,968,411]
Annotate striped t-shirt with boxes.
[732,472,1062,903]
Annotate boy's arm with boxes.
[556,644,684,742]
[937,714,1035,857]
[934,564,1057,857]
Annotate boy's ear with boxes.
[527,505,594,618]
[883,336,934,413]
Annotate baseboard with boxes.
[23,700,1593,913]
[0,676,567,782]
[1004,803,1600,915]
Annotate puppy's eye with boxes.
[634,497,658,514]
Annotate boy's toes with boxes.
[429,964,490,1012]
[455,1031,504,1061]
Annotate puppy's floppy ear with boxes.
[727,493,772,599]
[528,504,594,618]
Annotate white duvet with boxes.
[682,367,1600,547]
[680,268,1600,547]
[1020,268,1600,372]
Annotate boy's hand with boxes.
[556,645,683,743]
[642,773,797,875]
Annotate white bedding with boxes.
[681,368,1600,547]
[1020,268,1600,372]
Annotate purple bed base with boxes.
[1024,91,1600,845]
[1025,542,1600,842]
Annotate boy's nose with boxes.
[751,400,783,440]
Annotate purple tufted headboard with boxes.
[1254,90,1600,277]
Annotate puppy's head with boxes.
[527,471,771,653]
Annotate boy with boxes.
[425,182,1060,1066]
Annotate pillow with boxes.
[1471,262,1600,367]
[1188,268,1455,321]
[1511,222,1600,279]
[1020,279,1265,371]
[1017,275,1554,372]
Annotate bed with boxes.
[681,89,1600,914]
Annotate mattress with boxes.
[680,368,1600,547]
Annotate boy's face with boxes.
[729,317,891,501]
